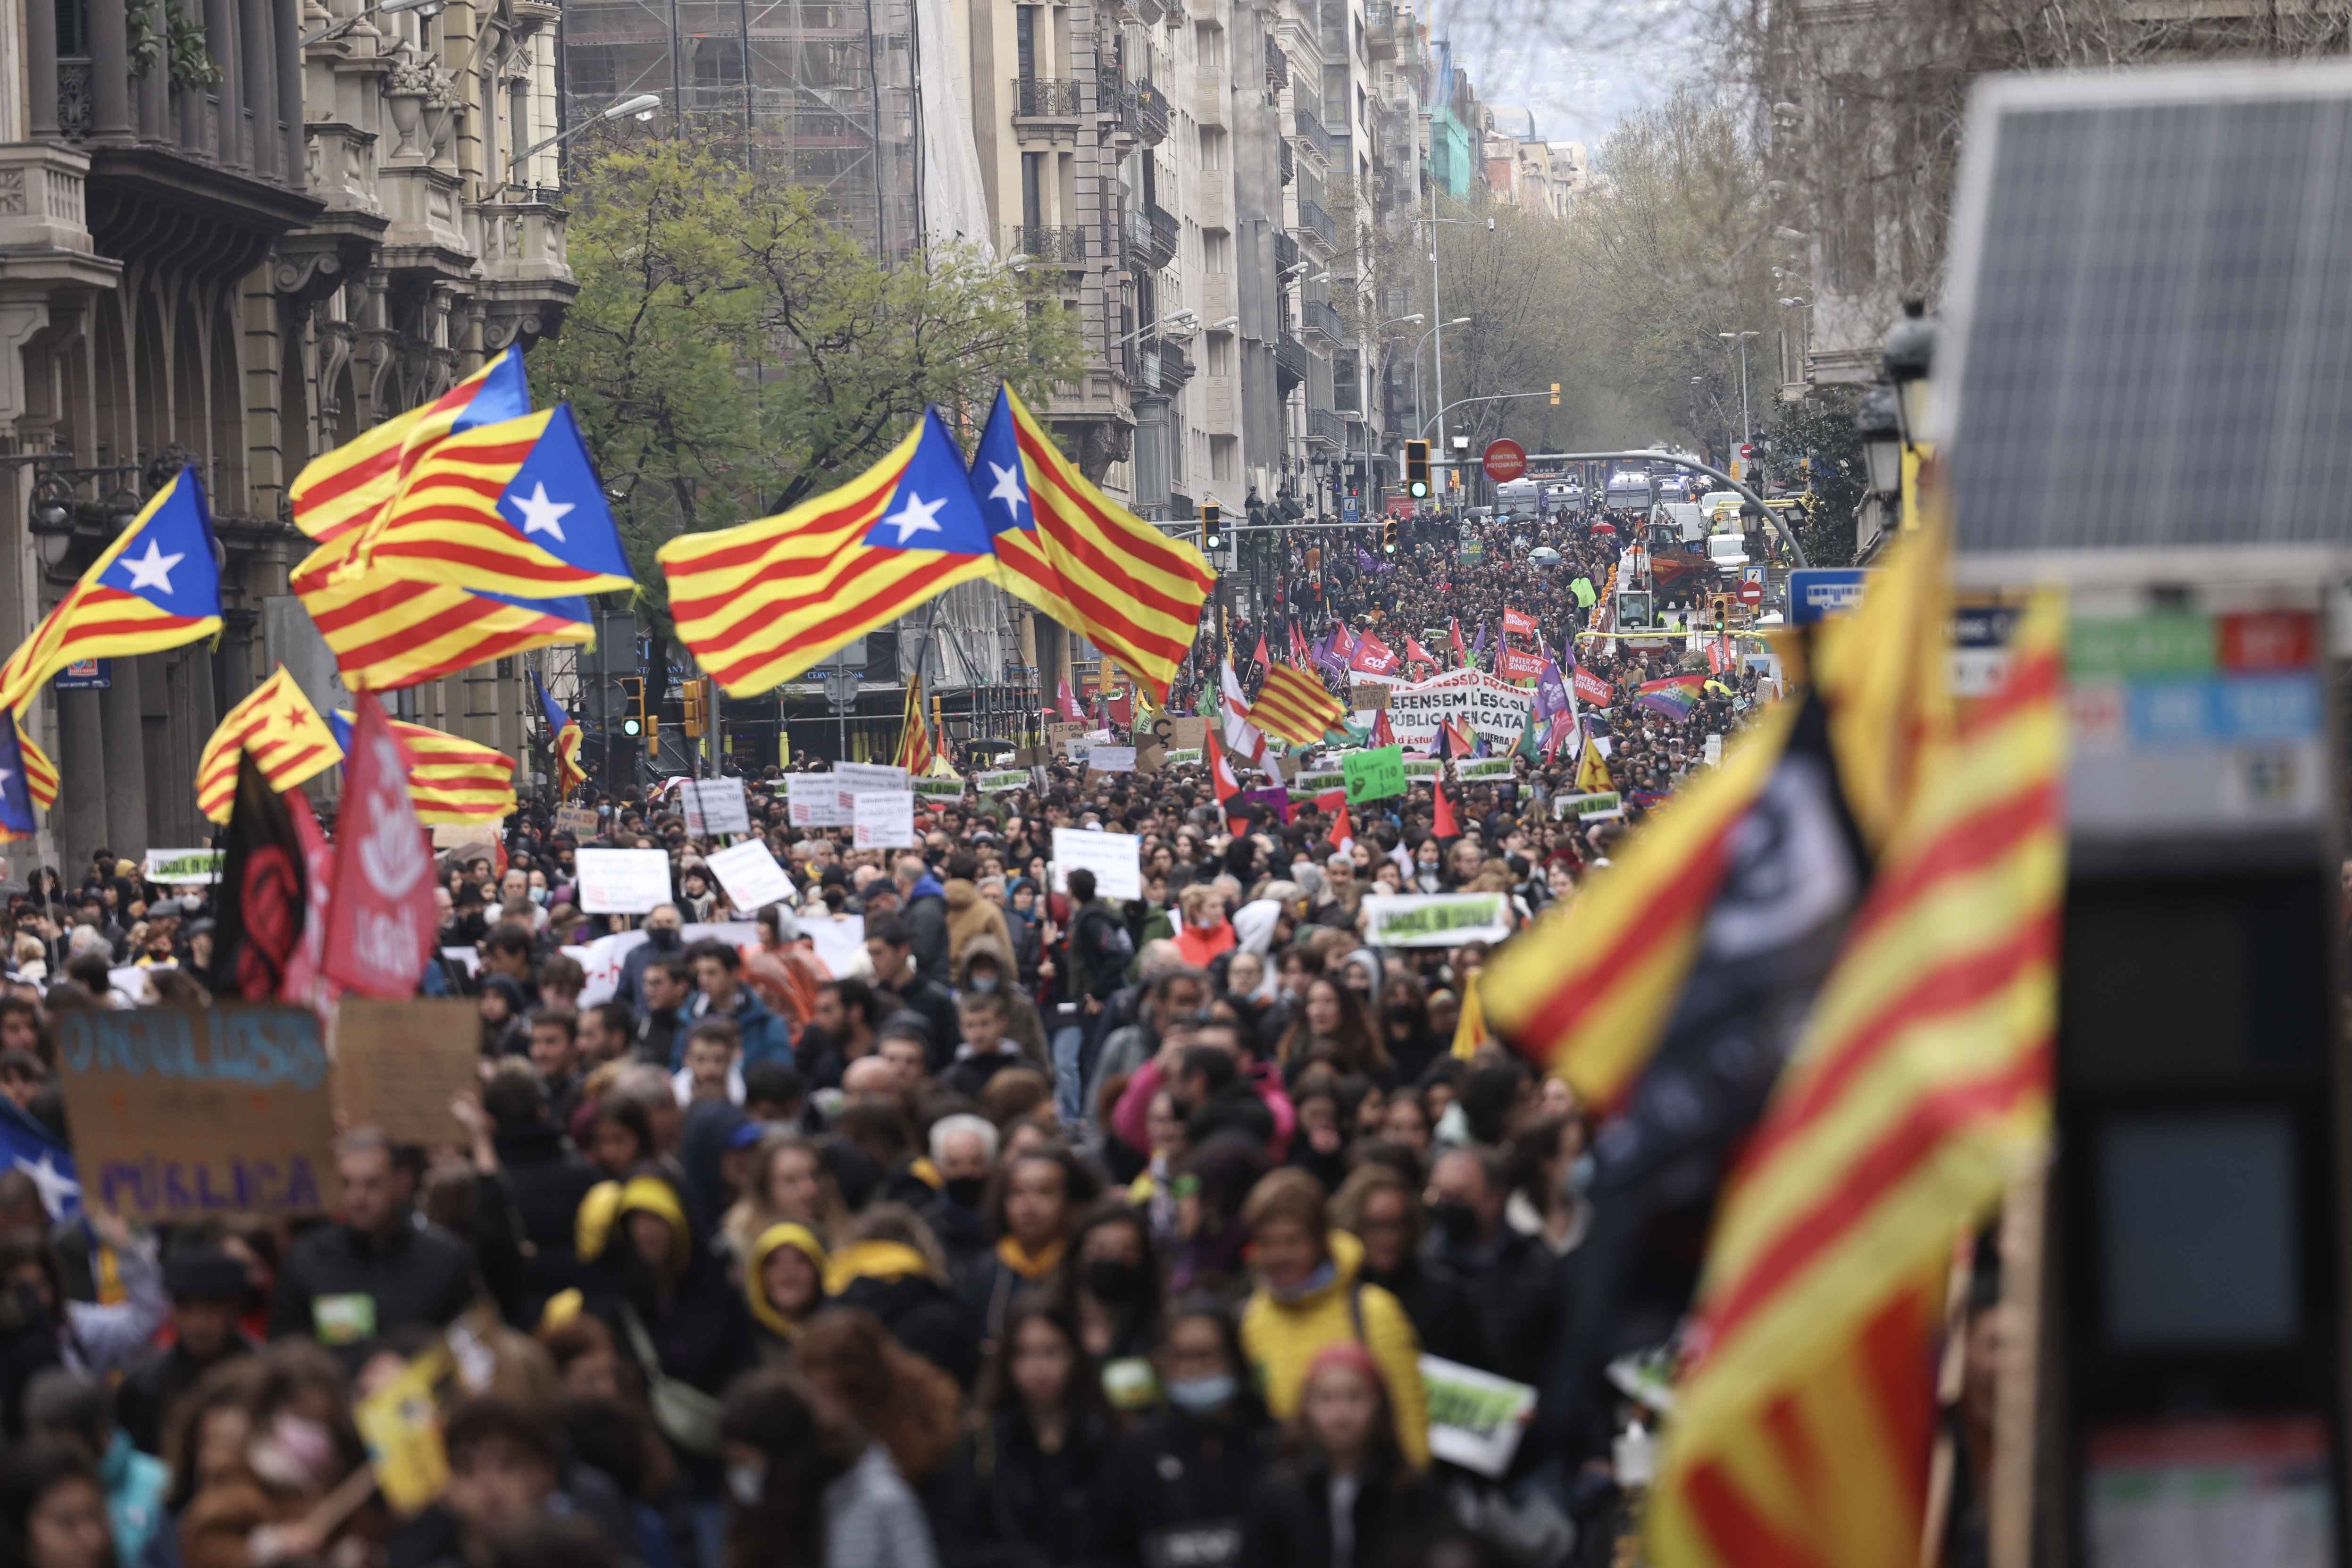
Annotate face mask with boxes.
[1165,1372,1238,1414]
[647,926,682,950]
[943,1175,987,1211]
[1432,1201,1483,1246]
[1386,1004,1416,1024]
[727,1462,767,1506]
[969,973,999,993]
[1087,1259,1144,1305]
[249,1414,336,1491]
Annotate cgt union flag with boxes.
[322,694,438,997]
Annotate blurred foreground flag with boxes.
[197,667,343,824]
[14,719,54,814]
[660,409,996,695]
[975,385,1214,703]
[1649,595,2066,1568]
[290,347,531,545]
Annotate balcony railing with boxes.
[1276,333,1310,386]
[1290,102,1333,161]
[1125,203,1177,271]
[1158,336,1194,386]
[57,59,92,140]
[1012,77,1082,116]
[1134,79,1172,144]
[1308,407,1346,447]
[1279,138,1295,186]
[1295,197,1337,250]
[1265,34,1289,92]
[1013,224,1088,263]
[1273,230,1299,276]
[1301,298,1345,340]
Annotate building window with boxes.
[1207,332,1232,375]
[1212,436,1237,480]
[1203,228,1230,272]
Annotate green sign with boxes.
[1164,748,1201,765]
[1361,893,1511,948]
[1343,745,1406,804]
[1553,790,1623,820]
[912,776,965,800]
[977,769,1030,793]
[2068,611,2213,680]
[1402,759,1442,779]
[1293,770,1347,793]
[1456,756,1514,780]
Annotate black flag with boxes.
[209,750,307,1000]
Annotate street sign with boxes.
[1482,439,1527,484]
[1738,577,1763,606]
[1342,497,1360,521]
[1788,568,1871,625]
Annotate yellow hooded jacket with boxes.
[1239,1229,1429,1467]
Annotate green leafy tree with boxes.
[534,133,1086,633]
[1759,386,1864,566]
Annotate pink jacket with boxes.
[1113,1056,1295,1161]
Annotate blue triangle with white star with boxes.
[99,468,222,615]
[0,715,35,841]
[861,408,996,556]
[971,388,1037,540]
[495,405,633,580]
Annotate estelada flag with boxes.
[0,467,222,717]
[290,347,529,545]
[534,671,586,794]
[196,667,343,824]
[13,719,54,814]
[973,385,1214,703]
[293,526,595,691]
[660,408,997,695]
[321,693,437,998]
[209,749,309,1001]
[0,716,39,842]
[1503,606,1539,637]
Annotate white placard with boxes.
[1421,1355,1538,1479]
[1050,827,1142,899]
[852,791,916,848]
[834,762,910,793]
[142,849,222,885]
[800,914,867,980]
[576,847,675,914]
[1360,893,1513,948]
[1086,746,1137,773]
[786,773,854,828]
[704,839,794,913]
[568,921,759,1006]
[678,777,750,836]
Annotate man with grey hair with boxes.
[267,1126,475,1364]
[920,1113,1000,1283]
[614,901,686,1016]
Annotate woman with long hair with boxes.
[938,1295,1113,1567]
[721,1132,851,1259]
[1238,1345,1448,1568]
[1063,1201,1163,1416]
[720,1366,937,1568]
[1373,977,1441,1089]
[789,1309,962,1497]
[959,1149,1096,1352]
[1272,980,1391,1087]
[0,1443,113,1568]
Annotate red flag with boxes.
[1449,619,1466,662]
[1056,676,1087,723]
[321,692,438,997]
[280,788,337,1013]
[1331,622,1356,657]
[1432,777,1458,839]
[1405,636,1435,668]
[1205,725,1242,826]
[1371,708,1395,747]
[1347,631,1400,677]
[1252,633,1271,671]
[1503,606,1538,638]
[1315,790,1354,853]
[1572,668,1615,706]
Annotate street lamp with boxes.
[511,92,663,172]
[300,0,441,50]
[1857,384,1902,498]
[27,476,73,569]
[1881,299,1936,448]
[1719,329,1758,465]
[1411,317,1471,435]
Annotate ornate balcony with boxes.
[1013,77,1082,116]
[1013,224,1089,263]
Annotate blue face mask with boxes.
[1165,1373,1238,1414]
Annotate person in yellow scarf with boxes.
[959,1149,1099,1355]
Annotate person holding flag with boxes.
[535,671,587,795]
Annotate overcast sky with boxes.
[1436,0,1702,146]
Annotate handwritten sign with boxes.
[143,849,222,885]
[1455,756,1515,780]
[552,805,600,839]
[1045,722,1084,750]
[1163,716,1208,750]
[977,769,1030,794]
[1051,828,1142,899]
[704,838,794,913]
[55,1006,337,1217]
[678,777,750,836]
[1361,893,1512,948]
[1343,746,1406,804]
[333,999,481,1147]
[834,762,910,793]
[1086,746,1137,774]
[1553,791,1623,821]
[1349,684,1393,711]
[912,776,966,801]
[853,791,916,849]
[575,848,674,914]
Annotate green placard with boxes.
[977,769,1029,793]
[2069,611,2214,680]
[1456,756,1514,780]
[1165,748,1201,765]
[1343,745,1406,804]
[912,776,965,800]
[1402,759,1442,779]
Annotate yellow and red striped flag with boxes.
[0,467,222,719]
[292,529,595,692]
[18,721,55,813]
[1649,593,2066,1568]
[1245,663,1347,748]
[659,409,998,696]
[289,348,530,545]
[973,386,1215,703]
[196,667,344,824]
[896,673,937,775]
[331,711,518,824]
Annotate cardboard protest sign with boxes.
[785,773,854,828]
[853,791,916,848]
[576,848,674,913]
[704,838,795,912]
[1343,746,1406,804]
[1045,721,1084,749]
[678,777,750,836]
[1164,716,1208,750]
[1361,893,1513,948]
[1349,684,1394,710]
[1421,1356,1538,1478]
[333,998,482,1147]
[56,1006,337,1217]
[552,805,600,839]
[1051,827,1142,899]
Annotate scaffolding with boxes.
[559,0,923,260]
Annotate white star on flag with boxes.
[119,539,184,595]
[511,482,576,541]
[13,1151,77,1219]
[880,491,947,545]
[987,462,1027,519]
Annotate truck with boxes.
[1604,470,1654,513]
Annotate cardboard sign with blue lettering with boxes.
[54,1006,337,1218]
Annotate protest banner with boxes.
[1382,670,1534,750]
[800,914,866,980]
[977,769,1029,793]
[1456,756,1515,780]
[576,848,674,913]
[552,805,600,839]
[912,776,966,801]
[1420,1355,1539,1478]
[1163,716,1208,750]
[678,777,750,836]
[1051,827,1142,899]
[1045,721,1084,750]
[142,848,222,885]
[1343,746,1406,804]
[332,998,481,1147]
[853,790,916,848]
[1553,791,1624,821]
[56,1006,337,1217]
[1361,893,1513,948]
[704,838,795,912]
[1086,746,1137,773]
[833,762,910,793]
[1294,769,1346,794]
[784,773,854,828]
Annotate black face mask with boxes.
[1432,1201,1483,1246]
[646,926,683,951]
[1086,1259,1145,1305]
[1387,1004,1417,1024]
[943,1175,987,1211]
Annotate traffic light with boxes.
[619,677,645,738]
[1203,503,1222,550]
[1710,594,1732,632]
[1549,382,1561,406]
[681,677,707,738]
[1405,440,1430,499]
[1381,518,1399,555]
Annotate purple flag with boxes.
[1534,658,1569,721]
[1355,545,1378,573]
[1240,785,1295,824]
[1470,621,1488,667]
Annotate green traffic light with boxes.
[622,718,643,736]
